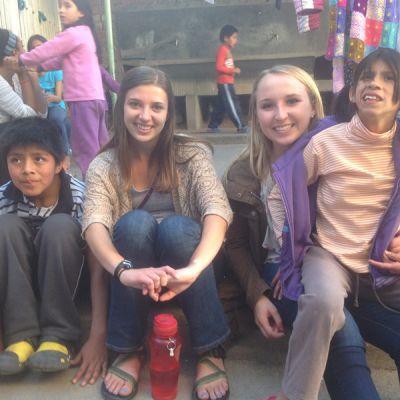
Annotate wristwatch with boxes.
[114,259,133,283]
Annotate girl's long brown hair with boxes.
[102,66,179,191]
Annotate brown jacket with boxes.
[223,156,270,309]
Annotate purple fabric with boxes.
[100,65,120,94]
[20,26,104,102]
[272,116,338,300]
[273,116,400,300]
[69,100,108,176]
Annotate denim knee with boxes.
[157,215,201,267]
[331,308,365,350]
[113,210,158,265]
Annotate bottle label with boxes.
[167,338,176,357]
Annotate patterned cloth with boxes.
[293,0,324,16]
[296,13,321,33]
[293,0,323,33]
[326,0,400,92]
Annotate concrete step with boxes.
[0,306,398,400]
[180,129,248,145]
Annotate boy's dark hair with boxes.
[0,117,65,164]
[219,25,238,42]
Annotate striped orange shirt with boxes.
[303,114,396,272]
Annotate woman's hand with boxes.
[119,266,178,301]
[70,333,107,386]
[254,295,285,339]
[369,232,400,274]
[159,265,201,301]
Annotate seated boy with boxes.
[0,117,107,386]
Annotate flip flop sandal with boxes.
[27,341,71,372]
[192,357,230,400]
[0,340,35,375]
[101,353,141,400]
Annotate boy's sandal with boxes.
[192,346,230,400]
[101,352,144,400]
[27,341,71,372]
[0,340,35,375]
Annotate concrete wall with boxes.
[89,0,331,129]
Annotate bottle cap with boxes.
[153,314,178,337]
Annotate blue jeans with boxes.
[262,262,380,400]
[107,210,230,353]
[48,106,71,155]
[350,300,400,382]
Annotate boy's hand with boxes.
[234,67,241,74]
[369,232,400,274]
[70,334,107,386]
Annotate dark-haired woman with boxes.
[83,66,232,400]
[0,29,46,124]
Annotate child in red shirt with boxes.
[208,25,247,133]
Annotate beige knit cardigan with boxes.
[82,142,232,236]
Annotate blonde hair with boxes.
[243,65,324,180]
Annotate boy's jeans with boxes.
[107,210,230,353]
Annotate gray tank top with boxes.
[131,186,175,222]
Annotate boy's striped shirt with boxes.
[0,172,85,224]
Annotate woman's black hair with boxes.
[0,29,17,65]
[62,0,102,62]
[0,117,65,164]
[27,34,47,51]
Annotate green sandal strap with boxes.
[106,352,141,396]
[108,365,138,391]
[193,356,228,395]
[193,370,227,391]
[197,357,225,374]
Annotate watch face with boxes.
[122,260,133,269]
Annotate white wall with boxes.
[0,0,60,47]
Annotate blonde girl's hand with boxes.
[254,295,285,339]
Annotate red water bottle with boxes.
[149,314,182,400]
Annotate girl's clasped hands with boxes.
[118,266,179,302]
